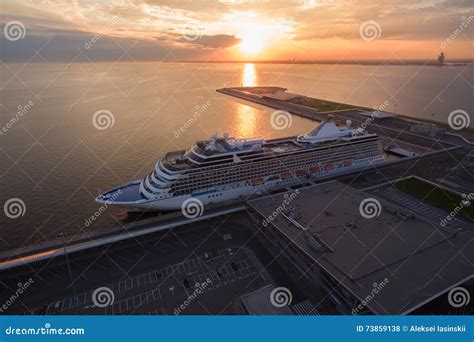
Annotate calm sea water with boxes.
[0,62,472,250]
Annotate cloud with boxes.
[182,34,240,48]
[0,25,203,62]
[1,0,472,61]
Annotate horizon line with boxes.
[176,59,473,65]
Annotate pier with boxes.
[216,87,473,148]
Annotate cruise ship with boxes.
[96,118,384,211]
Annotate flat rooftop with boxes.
[248,181,474,315]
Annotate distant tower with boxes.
[437,52,445,66]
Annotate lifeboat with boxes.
[251,178,264,185]
[324,163,334,171]
[280,172,294,180]
[343,159,353,167]
[309,165,320,173]
[295,169,307,176]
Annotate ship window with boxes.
[187,153,205,163]
[206,154,234,162]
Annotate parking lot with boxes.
[38,247,260,315]
[1,214,307,315]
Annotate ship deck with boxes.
[163,134,379,173]
[96,181,146,204]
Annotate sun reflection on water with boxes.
[235,104,258,138]
[232,63,259,138]
[242,63,256,86]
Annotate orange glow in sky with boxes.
[2,1,472,61]
[239,34,264,55]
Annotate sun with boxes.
[238,32,264,55]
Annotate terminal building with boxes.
[247,181,474,315]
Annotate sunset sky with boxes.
[1,0,472,62]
